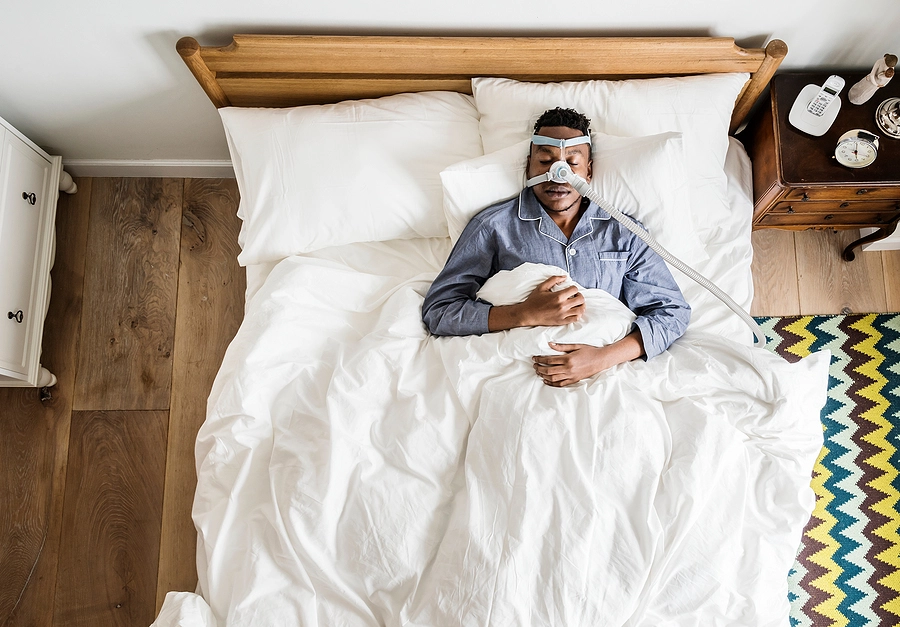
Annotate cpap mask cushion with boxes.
[525,134,592,188]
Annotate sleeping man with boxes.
[422,107,691,387]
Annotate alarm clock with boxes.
[834,129,880,168]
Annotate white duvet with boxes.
[154,252,829,627]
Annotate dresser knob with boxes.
[801,193,810,201]
[840,202,850,208]
[787,206,795,214]
[22,192,36,205]
[824,214,834,220]
[8,310,24,324]
[857,189,869,195]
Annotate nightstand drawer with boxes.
[783,187,900,202]
[758,208,900,228]
[769,199,900,215]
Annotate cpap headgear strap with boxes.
[525,134,592,188]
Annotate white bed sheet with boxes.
[153,139,830,627]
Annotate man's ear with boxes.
[525,152,533,177]
[586,158,593,182]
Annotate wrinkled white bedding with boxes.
[152,140,831,626]
[154,248,829,626]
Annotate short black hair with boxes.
[532,107,591,137]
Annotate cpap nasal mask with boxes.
[528,145,766,348]
[525,134,592,188]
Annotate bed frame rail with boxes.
[177,35,787,133]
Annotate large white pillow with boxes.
[471,74,748,236]
[220,92,484,266]
[440,131,709,264]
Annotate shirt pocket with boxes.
[595,251,630,297]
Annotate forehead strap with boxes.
[531,134,592,149]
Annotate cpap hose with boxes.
[546,161,767,349]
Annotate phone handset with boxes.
[806,75,845,116]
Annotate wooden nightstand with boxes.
[744,72,900,261]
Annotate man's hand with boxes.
[488,276,584,331]
[532,331,645,387]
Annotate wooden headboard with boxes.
[177,35,787,134]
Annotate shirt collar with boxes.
[518,188,611,243]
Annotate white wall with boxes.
[2,0,898,172]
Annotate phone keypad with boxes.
[807,96,832,116]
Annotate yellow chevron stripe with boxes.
[785,316,817,360]
[807,440,848,626]
[852,316,900,617]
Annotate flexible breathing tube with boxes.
[546,161,767,349]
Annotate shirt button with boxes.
[568,248,577,256]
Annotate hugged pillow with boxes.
[476,263,636,357]
[471,74,748,236]
[441,131,708,264]
[220,92,484,266]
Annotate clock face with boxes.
[835,137,878,168]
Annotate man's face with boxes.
[526,126,593,215]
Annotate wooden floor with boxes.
[1,177,899,626]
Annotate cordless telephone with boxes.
[788,75,845,136]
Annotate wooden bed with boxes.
[153,33,816,627]
[177,35,786,133]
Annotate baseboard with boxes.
[62,159,235,178]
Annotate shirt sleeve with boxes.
[422,217,496,336]
[621,237,691,360]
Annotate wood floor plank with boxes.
[53,410,168,627]
[750,229,800,316]
[73,179,182,411]
[0,179,91,626]
[795,229,887,315]
[156,179,245,610]
[883,250,900,312]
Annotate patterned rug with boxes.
[755,314,900,626]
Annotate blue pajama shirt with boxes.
[422,188,691,360]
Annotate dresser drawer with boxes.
[0,129,52,378]
[758,208,900,228]
[768,199,900,216]
[783,187,900,202]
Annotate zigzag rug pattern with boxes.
[754,314,900,626]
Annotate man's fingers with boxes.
[553,285,580,300]
[533,354,567,365]
[541,377,574,387]
[538,275,569,290]
[563,305,584,323]
[533,363,567,376]
[548,342,581,352]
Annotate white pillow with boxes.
[471,74,748,236]
[440,131,709,264]
[220,92,484,266]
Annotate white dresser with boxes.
[0,114,75,388]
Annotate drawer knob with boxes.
[840,202,850,208]
[21,192,36,205]
[857,189,869,195]
[787,206,795,214]
[8,310,24,324]
[825,214,834,220]
[801,193,810,201]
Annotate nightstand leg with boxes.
[843,222,899,261]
